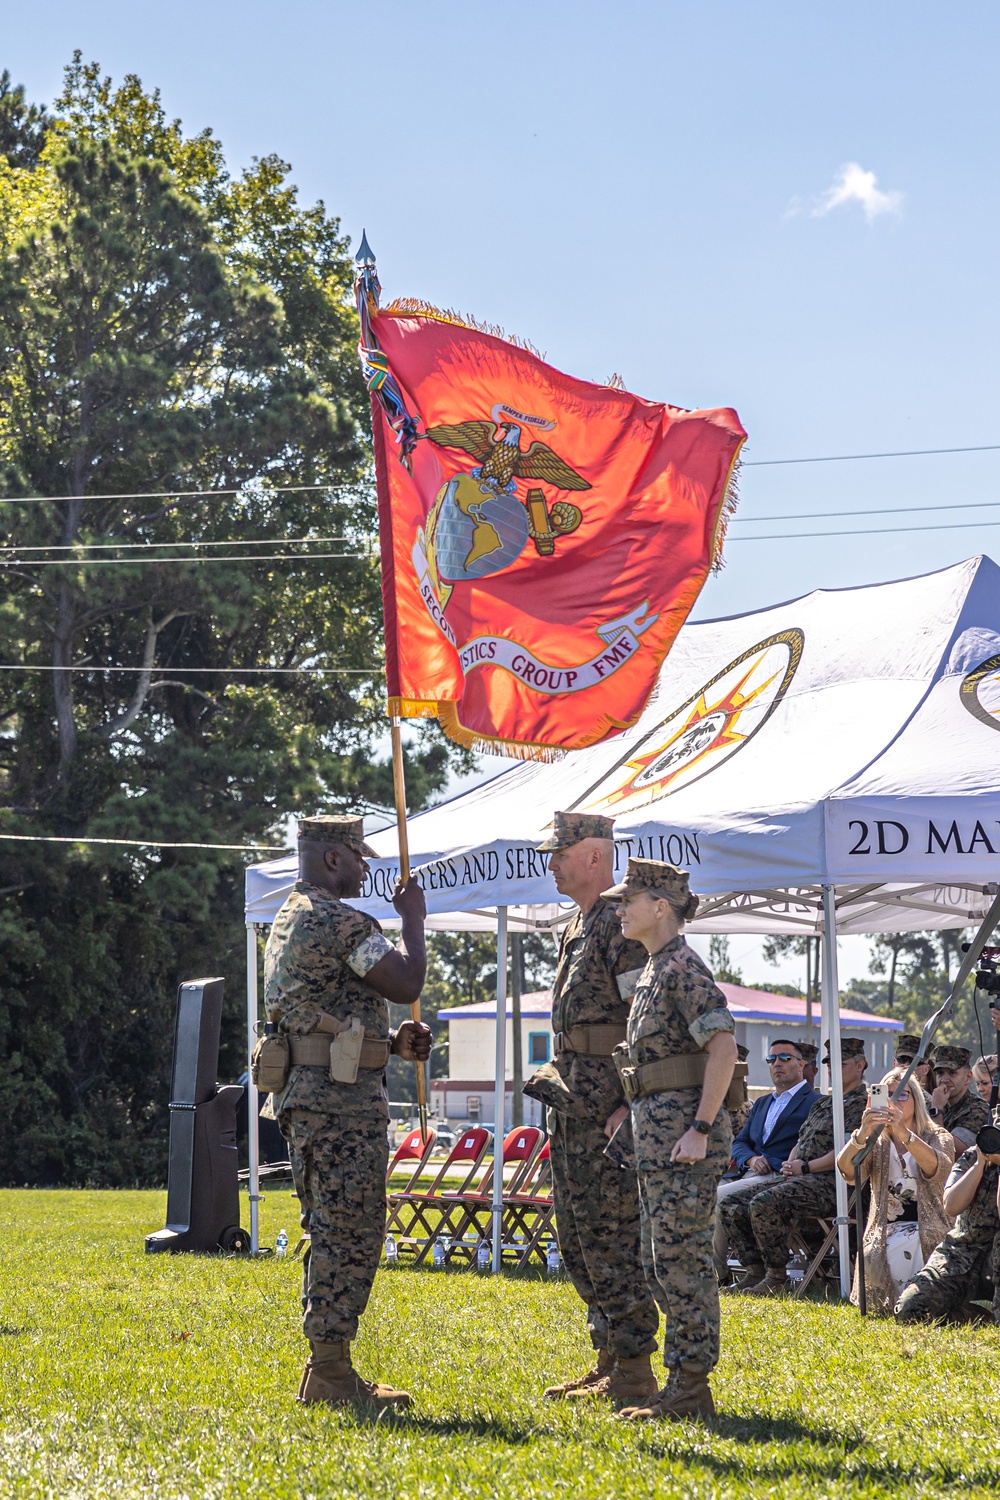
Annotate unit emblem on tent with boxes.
[960,651,1000,732]
[571,629,804,814]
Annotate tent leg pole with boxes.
[822,886,850,1300]
[492,906,508,1274]
[246,923,261,1255]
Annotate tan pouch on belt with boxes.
[250,1031,290,1093]
[329,1017,365,1084]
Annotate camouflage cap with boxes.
[930,1044,972,1071]
[600,857,693,906]
[894,1034,924,1059]
[736,1043,750,1062]
[797,1041,819,1064]
[297,815,378,857]
[537,810,615,851]
[822,1036,867,1061]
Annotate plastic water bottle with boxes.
[546,1243,561,1277]
[275,1229,288,1260]
[477,1240,491,1273]
[432,1241,446,1270]
[384,1234,398,1266]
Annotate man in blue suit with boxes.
[713,1039,820,1280]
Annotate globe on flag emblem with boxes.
[433,474,529,583]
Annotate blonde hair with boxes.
[881,1067,932,1136]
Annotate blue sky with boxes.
[6,5,997,986]
[6,1,1000,620]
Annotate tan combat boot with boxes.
[297,1340,412,1410]
[744,1267,788,1298]
[543,1346,613,1400]
[603,1353,659,1405]
[620,1367,715,1422]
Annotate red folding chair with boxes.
[437,1126,543,1264]
[392,1126,492,1259]
[504,1139,556,1269]
[386,1126,438,1191]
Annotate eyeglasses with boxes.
[893,1090,912,1101]
[765,1053,799,1064]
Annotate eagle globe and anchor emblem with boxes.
[420,404,590,608]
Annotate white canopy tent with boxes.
[244,556,1000,1280]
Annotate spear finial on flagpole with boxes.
[356,228,376,266]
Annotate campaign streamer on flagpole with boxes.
[354,235,746,762]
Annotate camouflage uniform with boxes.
[720,1084,867,1270]
[895,1148,1000,1322]
[618,930,735,1375]
[266,876,396,1345]
[941,1089,990,1148]
[543,896,657,1359]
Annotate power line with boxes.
[1,535,350,553]
[732,498,1000,524]
[0,551,368,568]
[728,517,1000,542]
[743,443,1000,467]
[0,832,289,852]
[0,665,380,674]
[0,482,363,506]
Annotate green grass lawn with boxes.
[1,1188,998,1498]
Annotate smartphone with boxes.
[868,1083,889,1110]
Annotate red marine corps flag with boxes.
[355,237,746,757]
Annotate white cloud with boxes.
[812,162,903,223]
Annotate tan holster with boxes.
[618,1052,748,1111]
[554,1024,627,1058]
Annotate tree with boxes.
[0,61,460,1184]
[708,935,743,985]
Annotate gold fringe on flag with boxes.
[384,297,543,359]
[710,448,743,573]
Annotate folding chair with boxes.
[503,1139,557,1270]
[386,1126,438,1191]
[790,1187,858,1299]
[383,1126,439,1237]
[391,1126,492,1259]
[437,1126,543,1264]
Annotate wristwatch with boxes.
[692,1118,712,1135]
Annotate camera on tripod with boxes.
[961,943,1000,998]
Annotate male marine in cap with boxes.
[720,1037,868,1295]
[929,1045,989,1151]
[264,815,431,1409]
[524,812,659,1406]
[894,1034,933,1091]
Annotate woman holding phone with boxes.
[837,1068,955,1313]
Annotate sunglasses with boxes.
[895,1055,914,1065]
[765,1053,799,1064]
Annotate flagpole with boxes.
[391,716,428,1141]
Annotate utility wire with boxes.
[728,517,1000,542]
[732,498,1000,524]
[0,483,362,505]
[0,832,290,852]
[1,535,350,553]
[0,551,368,568]
[744,443,1000,467]
[0,665,380,674]
[0,442,998,505]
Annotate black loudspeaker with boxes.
[145,977,248,1254]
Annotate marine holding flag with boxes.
[355,240,746,756]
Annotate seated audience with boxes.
[895,1139,1000,1323]
[928,1045,989,1151]
[714,1038,820,1279]
[720,1036,868,1296]
[973,1054,998,1106]
[837,1068,954,1313]
[893,1034,934,1091]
